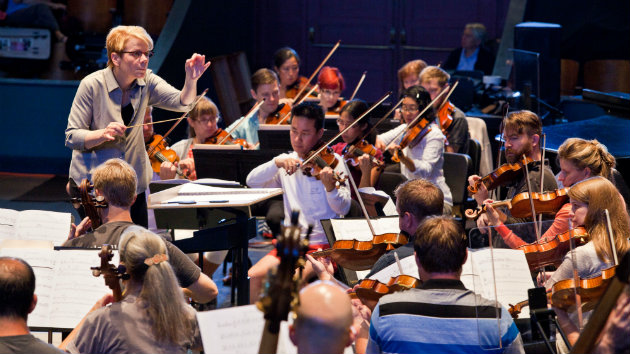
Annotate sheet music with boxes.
[0,209,71,246]
[0,248,117,328]
[356,188,398,216]
[196,304,352,354]
[367,254,419,284]
[330,217,399,242]
[177,184,279,196]
[0,208,19,238]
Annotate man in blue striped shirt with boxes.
[365,216,524,354]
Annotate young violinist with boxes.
[546,176,629,347]
[225,68,288,145]
[469,110,557,245]
[375,85,453,213]
[160,96,249,180]
[483,138,616,248]
[246,102,351,304]
[61,230,202,353]
[273,47,312,100]
[317,66,346,116]
[331,100,383,191]
[361,216,524,354]
[65,25,209,228]
[419,66,470,154]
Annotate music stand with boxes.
[148,184,283,305]
[193,146,284,185]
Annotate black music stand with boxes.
[193,146,284,185]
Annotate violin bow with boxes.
[387,87,449,147]
[604,209,619,266]
[301,92,391,166]
[143,88,209,156]
[537,133,547,238]
[359,98,404,142]
[522,154,542,241]
[435,80,459,131]
[340,159,377,238]
[493,104,509,201]
[276,84,319,125]
[292,40,341,102]
[218,99,265,145]
[349,71,367,101]
[568,219,584,330]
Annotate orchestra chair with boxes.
[376,172,407,204]
[467,138,482,177]
[443,152,472,227]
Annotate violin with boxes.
[353,274,421,303]
[204,128,249,148]
[468,156,535,195]
[91,244,127,302]
[285,76,316,100]
[343,140,384,169]
[302,143,347,188]
[508,266,617,318]
[325,99,347,117]
[264,103,292,125]
[310,232,408,271]
[391,117,432,163]
[466,187,570,219]
[145,134,187,178]
[70,179,107,229]
[520,227,589,271]
[437,100,454,134]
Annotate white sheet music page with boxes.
[16,210,71,246]
[0,208,19,239]
[330,217,399,242]
[0,248,117,328]
[366,254,419,284]
[196,304,265,354]
[464,247,534,317]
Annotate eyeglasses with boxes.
[119,50,154,59]
[321,89,341,97]
[194,115,218,123]
[400,104,419,112]
[336,119,354,127]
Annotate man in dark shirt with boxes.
[468,110,557,247]
[0,257,65,354]
[366,178,444,277]
[65,158,217,303]
[443,23,495,75]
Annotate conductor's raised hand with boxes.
[185,53,211,82]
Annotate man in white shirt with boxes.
[246,102,351,303]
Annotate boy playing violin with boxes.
[246,102,351,304]
[226,68,289,146]
[419,66,470,154]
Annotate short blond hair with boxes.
[106,26,153,68]
[419,66,450,87]
[93,158,137,207]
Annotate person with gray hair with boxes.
[61,230,201,353]
[443,22,495,75]
[0,257,65,354]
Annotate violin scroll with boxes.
[91,244,127,302]
[71,179,107,229]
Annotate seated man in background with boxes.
[443,23,495,75]
[361,216,524,354]
[0,257,64,354]
[65,158,218,304]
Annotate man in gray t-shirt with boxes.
[0,257,65,354]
